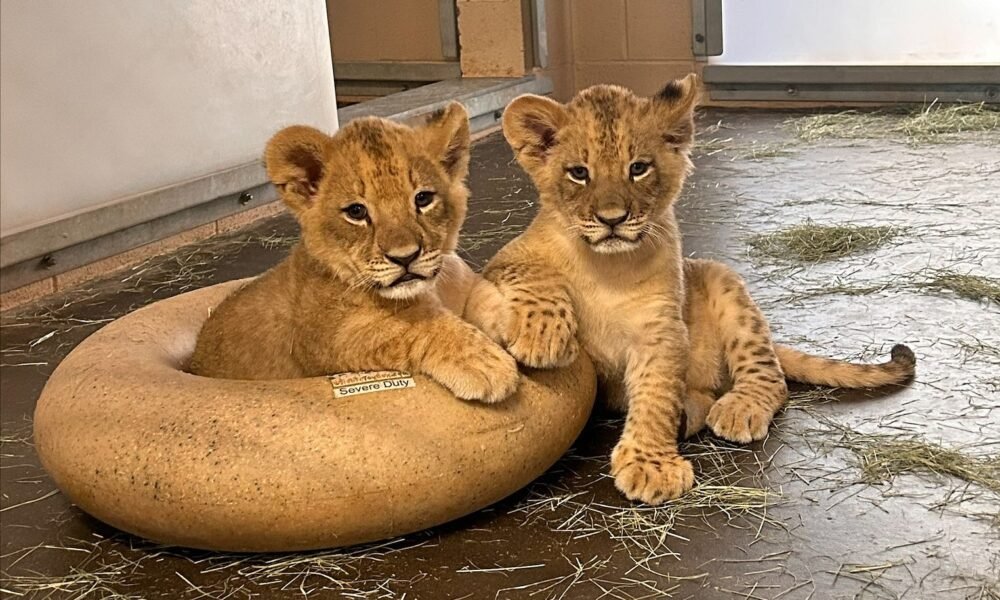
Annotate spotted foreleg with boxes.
[610,320,695,504]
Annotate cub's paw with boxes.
[431,335,520,404]
[504,305,579,369]
[610,441,694,505]
[706,393,773,444]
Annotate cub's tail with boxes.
[775,343,916,388]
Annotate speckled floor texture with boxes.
[2,109,998,599]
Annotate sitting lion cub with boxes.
[483,75,915,503]
[189,104,519,403]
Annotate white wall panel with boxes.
[0,1,337,237]
[714,0,1000,65]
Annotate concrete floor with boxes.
[2,110,998,599]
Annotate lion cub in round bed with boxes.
[189,104,519,403]
[484,75,915,503]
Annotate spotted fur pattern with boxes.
[190,104,519,403]
[487,76,916,503]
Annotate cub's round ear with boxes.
[502,94,568,172]
[651,73,700,150]
[264,126,331,213]
[422,102,471,180]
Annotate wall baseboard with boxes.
[0,201,285,312]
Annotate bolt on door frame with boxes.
[691,0,723,58]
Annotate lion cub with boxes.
[189,104,519,403]
[483,75,915,503]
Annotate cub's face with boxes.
[502,75,699,254]
[265,104,470,299]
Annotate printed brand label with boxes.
[328,371,416,398]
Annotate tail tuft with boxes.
[890,343,916,369]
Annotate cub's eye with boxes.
[566,165,590,183]
[343,203,368,221]
[414,190,435,209]
[629,161,651,179]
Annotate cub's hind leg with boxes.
[681,269,727,438]
[686,259,788,444]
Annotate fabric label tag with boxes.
[328,371,416,398]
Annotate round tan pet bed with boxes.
[33,280,596,552]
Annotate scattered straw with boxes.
[785,388,841,410]
[966,581,1000,600]
[944,338,1000,365]
[749,222,900,263]
[1,535,431,599]
[0,569,146,600]
[492,555,679,600]
[510,436,781,573]
[0,430,32,459]
[1,538,149,600]
[789,102,1000,144]
[695,138,796,161]
[692,120,796,161]
[728,142,796,161]
[694,136,732,156]
[920,270,1000,305]
[766,267,1000,308]
[196,537,430,597]
[839,434,1000,494]
[255,232,299,250]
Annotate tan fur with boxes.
[487,76,916,504]
[189,104,519,404]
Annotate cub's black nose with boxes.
[386,248,421,267]
[597,212,628,227]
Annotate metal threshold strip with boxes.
[0,75,552,293]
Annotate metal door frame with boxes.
[332,0,461,84]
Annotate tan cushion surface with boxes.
[34,280,596,552]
